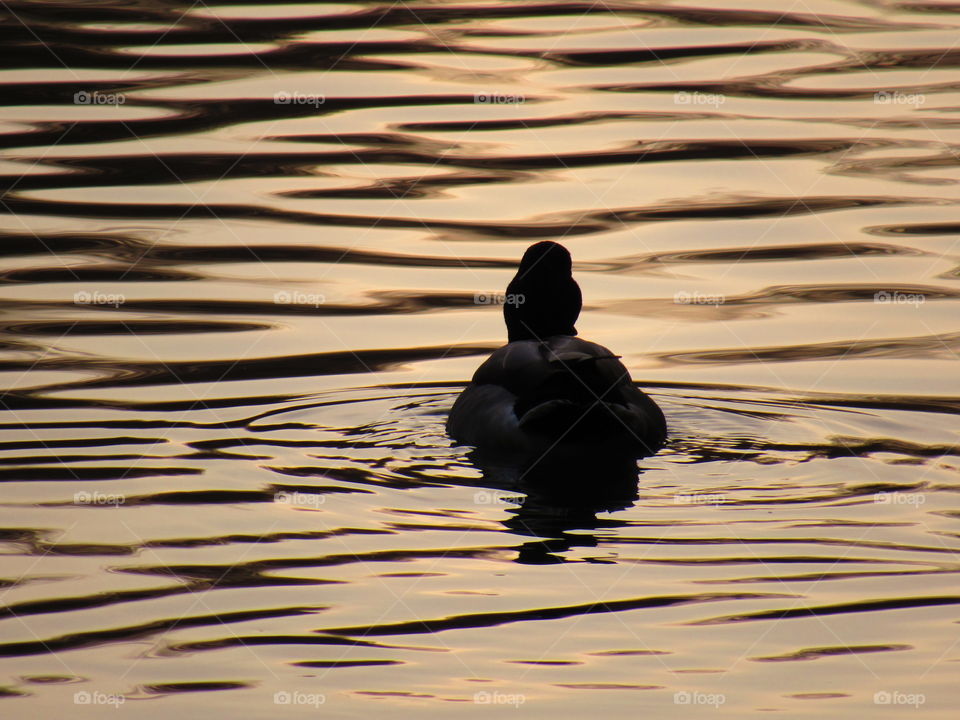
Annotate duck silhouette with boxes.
[447,241,666,458]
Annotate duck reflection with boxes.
[463,446,646,563]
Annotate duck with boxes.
[447,241,666,458]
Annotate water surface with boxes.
[1,0,959,717]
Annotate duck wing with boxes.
[450,336,666,453]
[470,337,611,389]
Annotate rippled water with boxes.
[2,0,959,717]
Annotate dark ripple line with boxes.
[0,295,488,323]
[0,605,324,657]
[123,547,501,584]
[657,330,960,365]
[0,96,481,152]
[322,592,795,637]
[545,39,833,66]
[0,195,603,239]
[0,466,200,482]
[600,78,960,101]
[142,681,249,694]
[0,436,165,451]
[164,634,438,654]
[1,192,934,244]
[1,138,867,191]
[644,241,923,265]
[0,453,164,466]
[6,320,271,336]
[0,344,491,405]
[692,595,960,625]
[1,0,924,46]
[613,536,957,555]
[751,643,912,662]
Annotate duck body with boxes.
[447,335,666,458]
[447,241,666,459]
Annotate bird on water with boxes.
[447,241,666,458]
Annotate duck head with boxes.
[504,241,582,342]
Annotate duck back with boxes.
[448,336,666,456]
